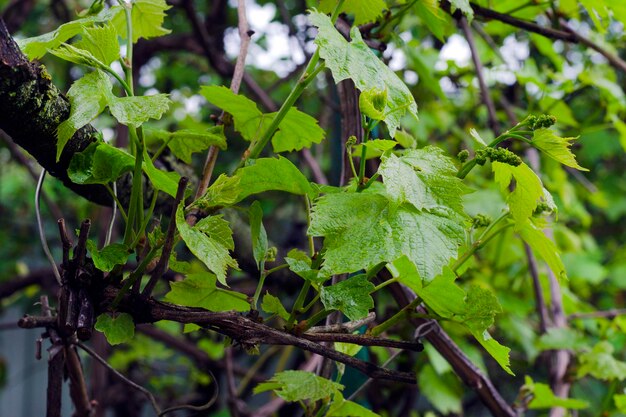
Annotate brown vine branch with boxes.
[195,0,254,200]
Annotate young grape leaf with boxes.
[108,94,171,128]
[249,201,268,270]
[112,0,171,42]
[459,285,502,334]
[144,126,227,164]
[47,42,107,69]
[200,85,265,141]
[472,330,514,375]
[309,192,465,281]
[318,0,387,25]
[95,312,135,345]
[531,128,588,171]
[165,272,249,312]
[327,393,380,417]
[142,148,180,197]
[285,249,322,283]
[68,142,134,184]
[379,147,469,217]
[577,341,626,381]
[309,11,418,137]
[57,70,111,161]
[201,86,324,152]
[17,7,120,59]
[234,157,314,201]
[194,174,242,209]
[270,107,325,153]
[253,370,343,401]
[449,0,474,20]
[73,23,120,66]
[417,267,465,317]
[261,292,290,320]
[175,204,238,286]
[519,219,567,280]
[86,241,130,272]
[414,0,449,42]
[492,161,543,224]
[418,364,463,414]
[524,376,588,409]
[359,87,387,120]
[320,274,375,321]
[352,139,398,160]
[389,255,422,292]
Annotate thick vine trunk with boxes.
[0,18,112,206]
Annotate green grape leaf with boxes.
[74,23,120,66]
[144,126,227,164]
[459,285,502,334]
[492,161,543,224]
[108,94,171,127]
[195,174,242,209]
[68,142,134,184]
[285,249,322,283]
[201,85,265,141]
[141,148,180,197]
[414,0,448,42]
[249,201,268,269]
[536,327,587,351]
[196,215,235,251]
[519,220,567,280]
[615,394,626,412]
[57,70,111,161]
[353,139,398,160]
[201,86,324,152]
[47,42,106,68]
[17,7,120,59]
[261,292,290,320]
[309,192,465,281]
[253,370,343,401]
[577,341,626,381]
[95,312,135,345]
[524,376,588,409]
[359,87,387,120]
[379,146,469,216]
[234,157,314,201]
[112,0,171,42]
[531,128,588,171]
[327,393,380,417]
[318,0,387,25]
[175,204,238,286]
[165,272,249,312]
[310,11,418,136]
[418,364,463,414]
[320,274,375,321]
[270,107,325,152]
[86,241,130,272]
[449,0,473,20]
[472,330,513,375]
[417,267,465,317]
[389,255,422,292]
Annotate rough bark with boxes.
[0,18,112,205]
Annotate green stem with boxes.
[123,133,144,246]
[372,277,399,293]
[111,247,158,309]
[300,293,321,314]
[306,308,331,328]
[357,125,371,186]
[252,266,267,311]
[265,263,289,276]
[243,61,325,163]
[370,297,421,336]
[287,281,312,326]
[305,196,315,257]
[452,211,511,272]
[346,142,359,179]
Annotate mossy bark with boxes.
[0,18,112,206]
